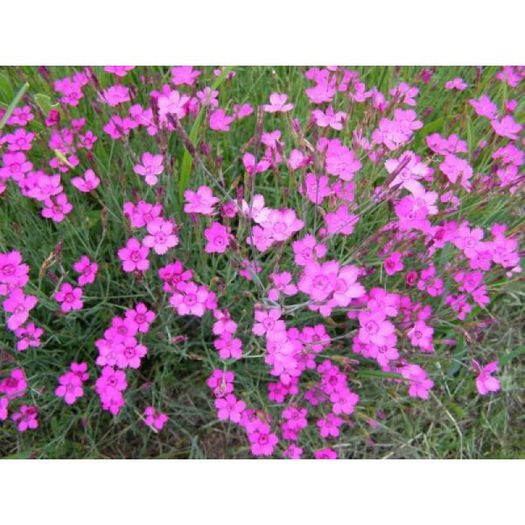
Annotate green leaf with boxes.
[499,346,525,367]
[34,93,58,115]
[446,335,466,377]
[0,81,29,131]
[178,66,233,201]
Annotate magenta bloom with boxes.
[249,430,279,456]
[3,288,38,331]
[384,252,404,276]
[73,255,98,286]
[209,109,234,131]
[169,281,215,317]
[0,397,8,421]
[314,448,338,459]
[0,250,29,294]
[15,322,43,351]
[143,218,179,255]
[55,371,84,405]
[133,152,164,186]
[184,185,219,216]
[474,361,501,396]
[263,92,294,113]
[143,406,168,431]
[204,222,231,254]
[118,238,150,273]
[252,308,285,337]
[213,333,243,360]
[0,368,27,399]
[214,394,246,423]
[125,303,156,333]
[54,283,83,313]
[12,404,38,432]
[71,169,100,193]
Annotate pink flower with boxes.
[3,288,38,331]
[249,429,279,456]
[116,337,148,369]
[143,406,168,431]
[384,252,404,275]
[15,322,43,351]
[125,303,156,333]
[358,311,396,347]
[104,66,135,77]
[209,109,234,131]
[133,152,164,186]
[317,413,343,438]
[445,77,467,90]
[491,115,522,140]
[101,85,130,106]
[184,185,219,215]
[213,333,243,360]
[158,90,189,119]
[324,205,359,237]
[11,404,38,432]
[469,95,498,120]
[207,369,235,397]
[171,66,201,86]
[0,250,29,294]
[54,283,83,313]
[41,193,73,222]
[123,200,163,228]
[474,360,501,395]
[292,235,326,266]
[143,218,179,255]
[214,394,246,423]
[73,255,98,286]
[314,448,337,459]
[55,371,84,405]
[118,238,150,272]
[204,222,231,254]
[408,321,434,352]
[71,169,100,193]
[298,260,339,302]
[263,93,294,113]
[253,308,285,337]
[0,397,8,421]
[400,364,434,399]
[259,208,304,243]
[312,106,346,129]
[0,368,27,399]
[169,281,215,317]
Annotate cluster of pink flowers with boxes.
[2,65,521,456]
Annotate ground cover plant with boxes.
[0,66,523,459]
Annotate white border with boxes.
[0,460,522,523]
[1,0,524,64]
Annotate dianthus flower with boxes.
[73,255,98,286]
[474,360,501,395]
[71,169,100,193]
[55,371,84,405]
[118,238,150,272]
[12,404,38,432]
[183,185,219,215]
[15,322,43,351]
[213,333,243,360]
[143,406,168,431]
[143,218,179,255]
[133,152,164,186]
[54,283,84,313]
[3,288,38,330]
[169,281,216,317]
[209,109,234,131]
[204,222,231,253]
[215,394,246,423]
[263,92,294,113]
